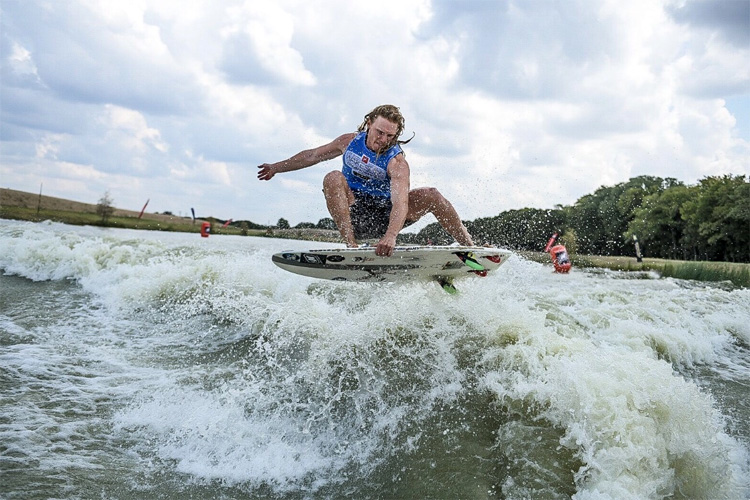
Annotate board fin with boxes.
[454,252,485,271]
[437,277,458,294]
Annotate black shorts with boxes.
[349,191,414,239]
[350,192,392,239]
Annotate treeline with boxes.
[414,174,749,263]
[240,174,747,263]
[223,217,336,232]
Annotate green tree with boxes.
[463,208,566,250]
[682,175,749,262]
[416,222,452,245]
[316,218,336,230]
[559,229,578,255]
[626,184,690,259]
[276,218,290,229]
[96,191,115,223]
[568,191,606,254]
[727,179,750,262]
[569,176,677,255]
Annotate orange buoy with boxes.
[200,221,211,238]
[549,244,571,273]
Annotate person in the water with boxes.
[257,104,474,257]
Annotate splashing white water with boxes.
[1,219,748,498]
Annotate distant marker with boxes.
[138,199,150,219]
[633,234,643,263]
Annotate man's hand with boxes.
[376,233,397,257]
[257,164,276,181]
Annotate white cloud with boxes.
[8,42,41,81]
[101,105,168,154]
[35,133,64,160]
[220,2,316,86]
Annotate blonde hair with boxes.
[357,104,414,147]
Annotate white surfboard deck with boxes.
[271,246,511,287]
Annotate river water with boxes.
[1,219,748,499]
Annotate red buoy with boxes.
[200,221,211,238]
[549,244,571,273]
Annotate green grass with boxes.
[0,206,322,241]
[2,206,210,233]
[520,251,749,288]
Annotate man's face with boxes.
[365,116,398,154]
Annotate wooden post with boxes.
[36,183,43,214]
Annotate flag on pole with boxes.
[138,199,150,219]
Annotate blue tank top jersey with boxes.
[341,131,403,199]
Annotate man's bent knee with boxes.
[323,170,347,190]
[410,187,446,209]
[423,187,443,202]
[323,171,354,206]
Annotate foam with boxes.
[2,219,748,498]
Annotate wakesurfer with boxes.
[257,104,474,257]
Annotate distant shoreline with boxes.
[2,188,748,287]
[0,187,342,243]
[0,187,197,223]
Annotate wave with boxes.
[2,219,748,498]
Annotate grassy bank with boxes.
[0,205,340,243]
[520,251,750,288]
[2,205,227,233]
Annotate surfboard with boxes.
[271,246,512,293]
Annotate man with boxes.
[257,104,474,257]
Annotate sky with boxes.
[1,0,748,230]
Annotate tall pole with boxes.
[36,183,43,214]
[633,234,643,263]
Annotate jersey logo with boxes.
[344,151,387,181]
